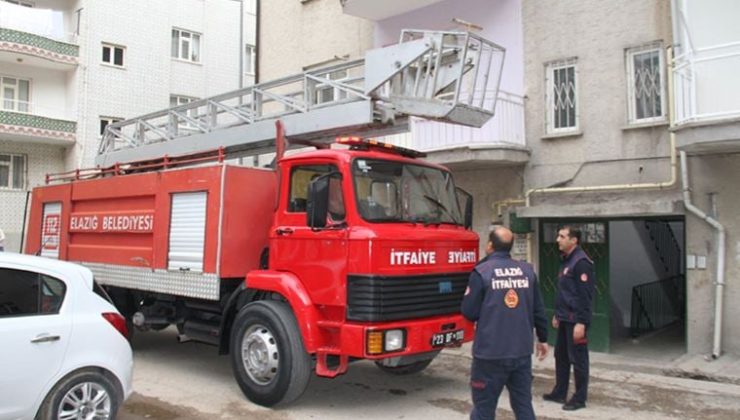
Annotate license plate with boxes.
[431,329,464,347]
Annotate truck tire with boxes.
[36,369,122,420]
[230,301,311,407]
[374,358,434,375]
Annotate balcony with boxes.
[672,42,740,154]
[341,0,445,21]
[0,102,76,145]
[0,3,78,69]
[383,91,529,170]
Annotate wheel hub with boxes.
[241,324,280,385]
[58,381,111,420]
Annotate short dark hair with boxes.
[489,228,513,252]
[559,225,582,244]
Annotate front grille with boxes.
[346,272,469,322]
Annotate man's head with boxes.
[556,225,581,255]
[486,226,514,254]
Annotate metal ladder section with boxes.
[96,30,505,167]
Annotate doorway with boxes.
[609,219,686,359]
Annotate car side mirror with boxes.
[456,187,473,230]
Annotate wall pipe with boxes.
[524,46,679,207]
[679,150,726,359]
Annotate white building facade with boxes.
[0,0,256,252]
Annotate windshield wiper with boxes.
[423,194,459,225]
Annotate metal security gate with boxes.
[168,192,207,272]
[539,221,610,352]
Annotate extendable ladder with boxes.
[96,30,505,168]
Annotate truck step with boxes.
[315,351,349,378]
[180,319,220,346]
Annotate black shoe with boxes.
[562,400,586,411]
[542,393,566,404]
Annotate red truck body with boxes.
[26,142,479,406]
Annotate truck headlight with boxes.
[384,329,405,352]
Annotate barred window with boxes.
[626,44,665,123]
[545,58,578,133]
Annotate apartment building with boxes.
[309,0,740,359]
[0,0,257,251]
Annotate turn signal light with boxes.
[367,331,384,355]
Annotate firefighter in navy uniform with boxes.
[543,225,595,411]
[462,227,549,420]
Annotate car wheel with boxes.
[37,369,121,420]
[374,358,435,375]
[230,300,311,407]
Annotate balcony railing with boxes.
[383,90,525,152]
[0,103,76,143]
[0,27,78,64]
[673,41,740,125]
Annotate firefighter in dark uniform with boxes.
[462,227,549,420]
[543,225,595,411]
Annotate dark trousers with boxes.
[551,321,589,403]
[470,355,535,420]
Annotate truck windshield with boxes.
[352,158,463,225]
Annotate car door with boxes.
[0,265,72,419]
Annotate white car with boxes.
[0,253,133,420]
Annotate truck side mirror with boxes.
[307,174,330,228]
[456,187,473,230]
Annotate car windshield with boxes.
[352,158,463,225]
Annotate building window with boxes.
[545,58,578,134]
[99,117,123,136]
[170,95,199,128]
[171,28,201,62]
[245,44,256,76]
[626,43,665,123]
[101,43,125,67]
[1,77,30,113]
[315,69,349,105]
[0,153,26,190]
[3,0,34,7]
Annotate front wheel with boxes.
[37,369,121,420]
[230,301,311,407]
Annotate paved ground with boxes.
[119,328,740,419]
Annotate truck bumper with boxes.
[335,314,474,359]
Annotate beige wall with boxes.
[683,154,740,355]
[523,0,673,192]
[259,0,374,81]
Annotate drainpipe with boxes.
[525,46,679,207]
[680,151,725,359]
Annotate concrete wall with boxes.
[683,154,740,355]
[523,0,674,192]
[453,166,524,256]
[259,0,373,81]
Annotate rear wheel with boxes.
[229,301,311,407]
[37,370,121,420]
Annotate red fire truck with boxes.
[24,30,505,406]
